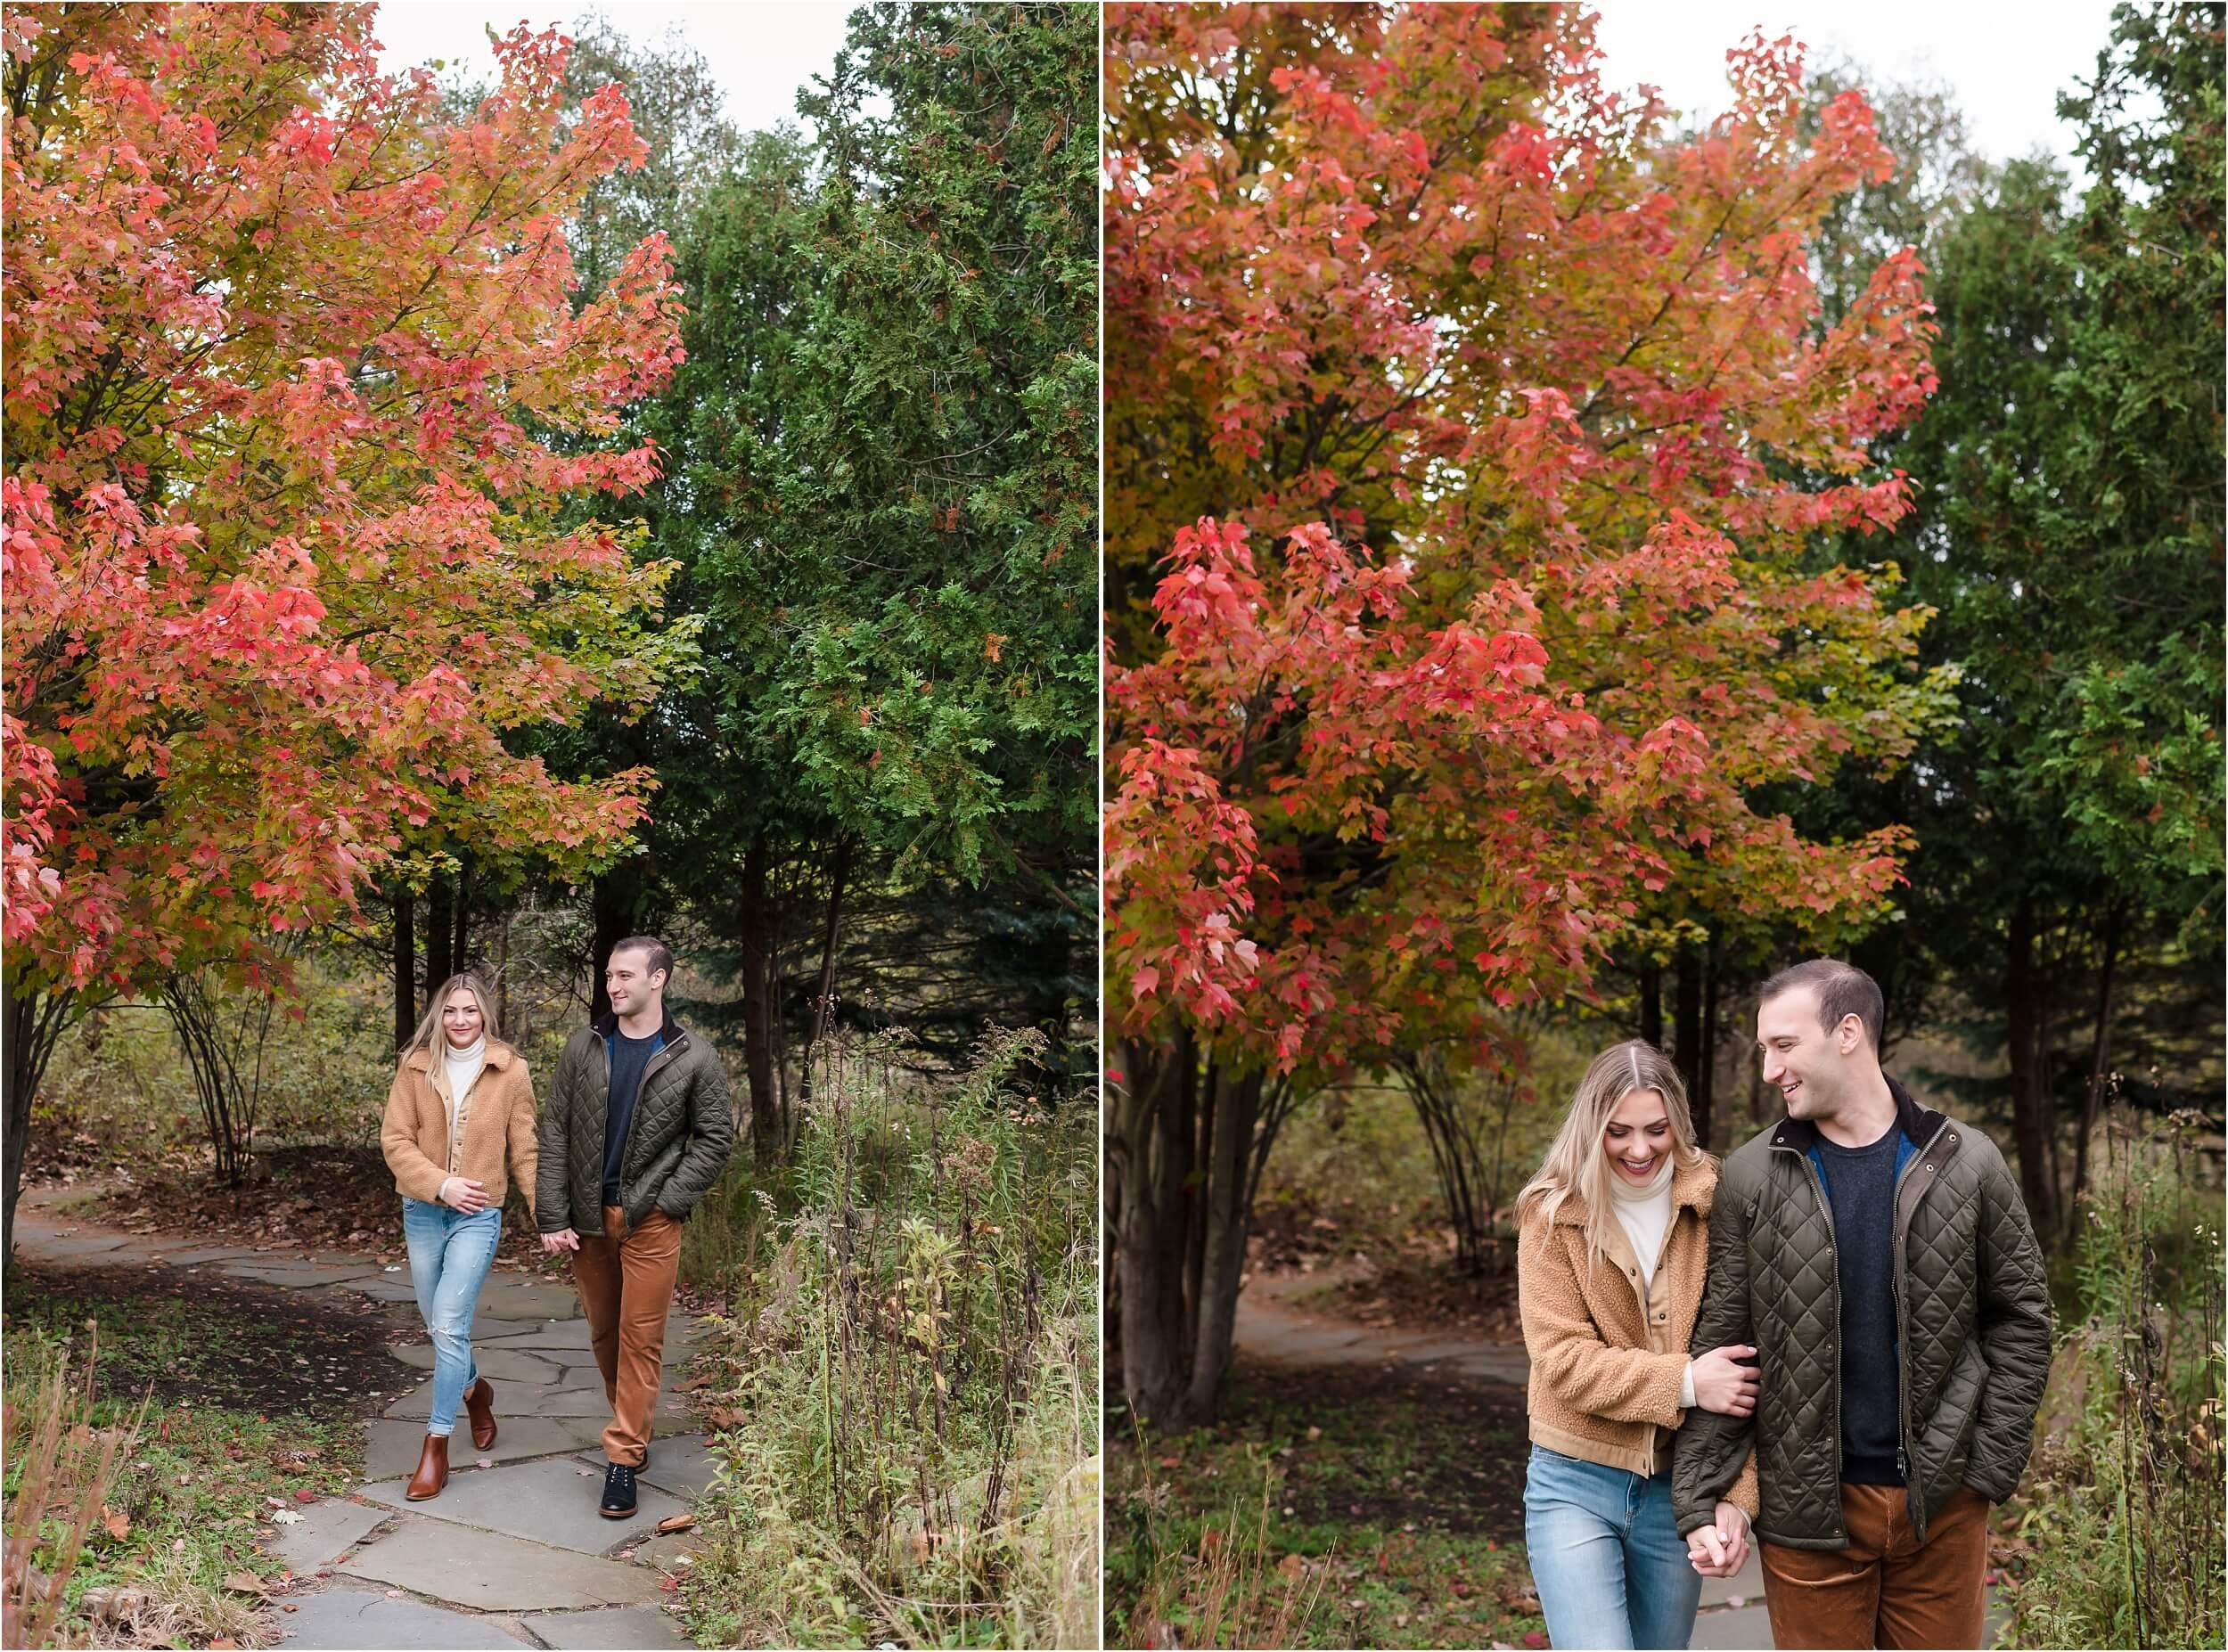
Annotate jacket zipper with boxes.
[1889,1116,1955,1540]
[1771,1133,1847,1545]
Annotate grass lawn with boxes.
[1107,1361,1548,1650]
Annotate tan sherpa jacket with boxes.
[1518,1152,1758,1510]
[381,1040,537,1219]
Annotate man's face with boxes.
[605,949,665,1017]
[1757,986,1854,1120]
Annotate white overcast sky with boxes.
[369,1,2119,169]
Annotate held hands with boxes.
[540,1227,580,1254]
[1691,1344,1760,1417]
[1687,1501,1751,1577]
[438,1177,491,1214]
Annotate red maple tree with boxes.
[1105,4,1950,1424]
[2,4,686,1233]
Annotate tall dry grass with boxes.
[2,1330,147,1649]
[2002,1107,2224,1649]
[682,1026,1099,1648]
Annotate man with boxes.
[538,936,734,1519]
[1673,959,2053,1649]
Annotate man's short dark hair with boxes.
[610,935,674,985]
[1758,958,1884,1051]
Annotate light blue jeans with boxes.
[1523,1443,1704,1650]
[401,1198,501,1437]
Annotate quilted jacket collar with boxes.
[592,1010,684,1051]
[1765,1074,1945,1156]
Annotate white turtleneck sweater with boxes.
[442,1034,486,1134]
[1609,1156,1697,1410]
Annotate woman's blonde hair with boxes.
[399,971,502,1059]
[1516,1039,1700,1264]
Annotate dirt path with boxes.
[15,1185,713,1651]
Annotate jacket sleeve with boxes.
[1517,1214,1690,1428]
[1964,1140,2054,1502]
[654,1051,735,1220]
[508,1062,539,1226]
[1674,1173,1757,1534]
[535,1042,575,1233]
[380,1063,450,1205]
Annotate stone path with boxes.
[1234,1267,2010,1650]
[15,1190,713,1650]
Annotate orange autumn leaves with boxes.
[2,6,687,986]
[1105,5,1949,1075]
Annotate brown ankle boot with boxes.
[463,1378,497,1452]
[405,1434,448,1501]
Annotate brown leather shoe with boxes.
[405,1434,448,1501]
[463,1378,497,1452]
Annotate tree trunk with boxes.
[1111,1029,1295,1431]
[1640,961,1664,1049]
[4,983,79,1265]
[425,872,455,1003]
[1184,1065,1262,1421]
[1675,945,1706,1144]
[1699,930,1720,1150]
[794,838,854,1129]
[738,836,782,1163]
[1112,1034,1191,1426]
[2071,902,2126,1215]
[451,852,474,975]
[392,889,416,1050]
[2003,898,2060,1235]
[589,863,646,1023]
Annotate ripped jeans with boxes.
[400,1198,501,1437]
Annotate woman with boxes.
[1516,1040,1759,1650]
[381,971,538,1501]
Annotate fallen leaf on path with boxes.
[101,1506,129,1541]
[476,1459,494,1469]
[577,1467,596,1476]
[270,1510,304,1525]
[292,1489,316,1502]
[221,1572,267,1595]
[655,1514,695,1533]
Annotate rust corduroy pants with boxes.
[571,1204,683,1468]
[1760,1483,1991,1650]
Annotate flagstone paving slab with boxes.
[358,1456,688,1556]
[381,1344,572,1384]
[260,1497,393,1573]
[364,1416,614,1480]
[337,1517,663,1610]
[525,1603,697,1648]
[581,1436,721,1501]
[1690,1601,1773,1649]
[277,1581,532,1649]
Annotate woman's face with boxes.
[442,988,485,1049]
[1602,1086,1672,1185]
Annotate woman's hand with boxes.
[1687,1501,1751,1576]
[438,1177,490,1214]
[1690,1344,1760,1416]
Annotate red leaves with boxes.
[1107,5,1938,1078]
[2,4,681,988]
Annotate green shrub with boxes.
[2001,1108,2225,1650]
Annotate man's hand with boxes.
[1687,1501,1751,1577]
[540,1227,580,1254]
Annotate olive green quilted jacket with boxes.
[536,1013,734,1237]
[1673,1081,2053,1550]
